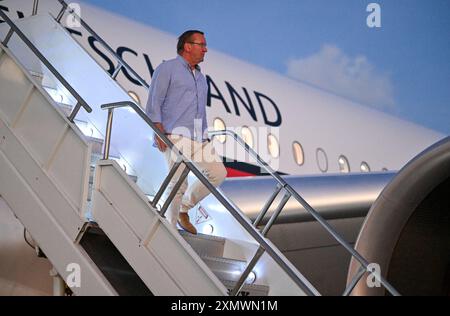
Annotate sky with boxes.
[81,0,450,135]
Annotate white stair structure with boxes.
[0,41,116,295]
[0,8,310,296]
[0,14,227,296]
[0,2,399,296]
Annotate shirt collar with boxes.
[177,55,201,72]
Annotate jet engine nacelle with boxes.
[347,136,450,296]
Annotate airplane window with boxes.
[240,126,254,148]
[360,162,371,173]
[292,142,304,166]
[268,134,280,158]
[128,90,141,106]
[316,148,328,173]
[213,118,226,143]
[338,155,350,173]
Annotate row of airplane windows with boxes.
[129,91,387,174]
[212,117,389,174]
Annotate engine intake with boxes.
[348,136,450,295]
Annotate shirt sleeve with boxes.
[145,62,171,123]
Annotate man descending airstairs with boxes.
[0,1,399,296]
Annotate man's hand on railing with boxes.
[154,122,167,152]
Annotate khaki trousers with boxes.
[163,135,227,228]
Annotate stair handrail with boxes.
[0,8,92,121]
[100,100,320,296]
[208,129,401,296]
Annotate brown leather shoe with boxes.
[178,213,197,235]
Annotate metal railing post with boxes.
[253,183,283,227]
[67,102,82,122]
[343,265,367,296]
[56,0,68,22]
[111,63,123,80]
[56,7,66,23]
[102,108,114,160]
[2,28,14,46]
[159,167,190,217]
[261,192,291,236]
[230,246,265,296]
[151,159,183,208]
[32,0,39,16]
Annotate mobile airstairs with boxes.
[0,1,399,296]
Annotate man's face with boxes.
[187,33,208,64]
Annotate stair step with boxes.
[201,256,247,282]
[179,230,226,258]
[221,279,270,296]
[180,232,268,293]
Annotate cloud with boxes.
[286,44,396,111]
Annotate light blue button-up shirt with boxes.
[145,55,209,142]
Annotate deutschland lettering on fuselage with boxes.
[0,6,282,127]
